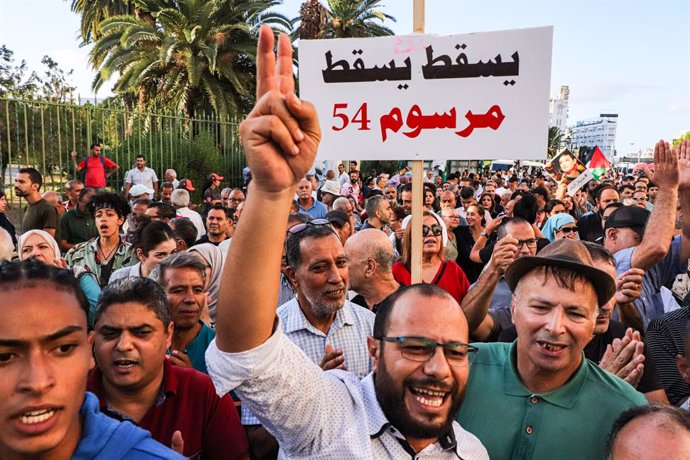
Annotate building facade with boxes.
[548,86,570,131]
[569,113,618,160]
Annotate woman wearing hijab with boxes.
[0,190,17,248]
[188,243,223,324]
[18,229,101,327]
[541,212,579,242]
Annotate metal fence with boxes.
[0,97,246,203]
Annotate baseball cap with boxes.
[129,184,154,197]
[209,173,224,181]
[178,179,196,192]
[604,205,650,237]
[325,210,349,227]
[504,238,616,307]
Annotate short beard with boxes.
[302,288,344,320]
[374,354,464,440]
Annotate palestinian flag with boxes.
[588,146,611,180]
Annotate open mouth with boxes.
[324,288,345,299]
[113,359,137,369]
[19,409,57,425]
[409,387,448,408]
[537,340,566,352]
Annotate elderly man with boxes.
[457,239,647,459]
[206,27,488,459]
[171,189,206,238]
[344,228,400,311]
[164,169,179,188]
[63,179,84,211]
[462,217,538,341]
[296,177,328,218]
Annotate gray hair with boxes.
[95,277,170,328]
[332,197,351,211]
[171,188,190,207]
[153,251,207,287]
[221,187,232,196]
[165,169,177,179]
[0,228,13,261]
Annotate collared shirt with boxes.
[206,324,488,459]
[242,297,374,425]
[65,237,135,286]
[125,166,159,189]
[184,321,216,375]
[614,234,688,327]
[297,198,328,219]
[457,341,647,460]
[88,360,248,460]
[60,206,98,245]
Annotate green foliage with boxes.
[89,0,292,119]
[359,160,406,177]
[70,0,135,45]
[673,131,690,146]
[319,0,396,38]
[547,126,563,158]
[0,46,76,102]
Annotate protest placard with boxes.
[299,26,553,161]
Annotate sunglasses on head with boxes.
[422,224,443,237]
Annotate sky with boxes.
[1,0,688,156]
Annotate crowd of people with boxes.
[0,27,689,459]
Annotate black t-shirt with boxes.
[351,285,403,313]
[497,321,663,394]
[194,235,221,246]
[453,226,486,283]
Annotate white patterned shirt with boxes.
[206,323,489,459]
[241,298,374,425]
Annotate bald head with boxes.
[609,407,690,459]
[344,229,395,292]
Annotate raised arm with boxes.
[676,140,690,261]
[215,27,321,353]
[630,140,679,270]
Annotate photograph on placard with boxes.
[544,149,587,184]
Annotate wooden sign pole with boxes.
[410,0,425,284]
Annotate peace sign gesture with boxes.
[240,26,321,194]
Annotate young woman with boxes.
[109,220,177,282]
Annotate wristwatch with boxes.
[480,231,488,238]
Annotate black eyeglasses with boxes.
[516,238,537,248]
[557,226,578,234]
[422,224,443,237]
[377,336,477,368]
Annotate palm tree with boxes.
[89,0,292,118]
[310,0,396,39]
[70,0,134,44]
[548,126,563,158]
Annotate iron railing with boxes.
[0,97,246,203]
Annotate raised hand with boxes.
[615,268,644,305]
[599,328,645,388]
[239,26,321,194]
[488,236,519,276]
[643,140,679,190]
[676,139,690,190]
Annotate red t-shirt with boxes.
[78,156,117,187]
[392,260,471,304]
[88,359,249,459]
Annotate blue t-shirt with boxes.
[614,234,687,328]
[73,392,183,459]
[298,199,328,219]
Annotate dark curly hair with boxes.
[88,191,131,218]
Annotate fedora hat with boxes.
[504,238,615,307]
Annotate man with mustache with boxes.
[205,26,487,459]
[457,239,647,459]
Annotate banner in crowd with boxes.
[588,146,612,180]
[299,26,553,161]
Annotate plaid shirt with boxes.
[241,297,374,425]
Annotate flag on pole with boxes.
[588,146,611,180]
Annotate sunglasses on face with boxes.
[422,224,443,237]
[557,226,578,234]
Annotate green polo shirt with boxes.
[60,207,98,245]
[184,322,216,375]
[457,341,647,460]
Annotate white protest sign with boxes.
[299,26,553,161]
[567,169,594,196]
